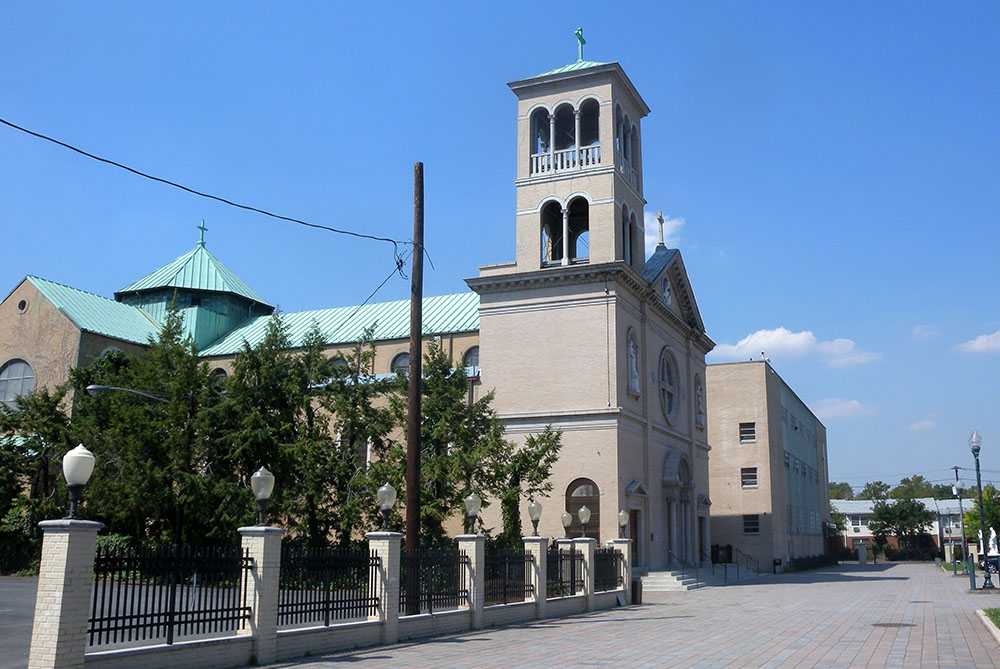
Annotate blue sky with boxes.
[2,3,999,490]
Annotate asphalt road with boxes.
[0,576,36,669]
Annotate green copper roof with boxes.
[27,276,161,345]
[116,243,271,307]
[200,292,479,357]
[535,59,608,78]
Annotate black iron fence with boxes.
[278,545,380,628]
[594,547,623,592]
[484,548,534,606]
[88,545,252,647]
[399,547,469,615]
[545,544,583,598]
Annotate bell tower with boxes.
[506,45,650,273]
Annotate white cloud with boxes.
[811,398,877,420]
[709,329,881,367]
[908,419,936,432]
[711,327,816,361]
[911,325,942,342]
[957,330,1000,353]
[644,211,684,257]
[816,338,884,367]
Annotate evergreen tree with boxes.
[486,425,562,546]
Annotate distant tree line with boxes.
[0,307,561,573]
[828,475,953,501]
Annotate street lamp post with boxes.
[528,500,542,536]
[578,506,591,538]
[250,467,275,526]
[464,492,482,535]
[561,511,572,539]
[377,482,397,531]
[62,444,96,519]
[970,430,994,588]
[618,509,629,539]
[955,479,966,573]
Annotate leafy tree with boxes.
[828,503,847,534]
[71,308,241,544]
[390,340,505,544]
[828,482,854,500]
[486,425,562,546]
[860,481,891,500]
[867,498,935,550]
[317,326,397,544]
[890,475,935,500]
[932,483,954,499]
[963,484,1000,544]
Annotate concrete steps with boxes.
[640,569,706,592]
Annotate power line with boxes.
[0,117,410,264]
[325,250,410,343]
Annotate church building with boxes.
[0,49,713,571]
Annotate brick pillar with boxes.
[28,519,103,669]
[522,536,548,619]
[456,534,485,629]
[607,538,633,604]
[573,537,597,612]
[238,526,284,665]
[365,531,402,645]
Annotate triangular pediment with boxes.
[642,245,705,335]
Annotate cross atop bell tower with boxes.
[503,43,651,275]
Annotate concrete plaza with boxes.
[261,563,1000,668]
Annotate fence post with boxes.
[456,534,485,629]
[607,538,633,605]
[573,537,597,612]
[238,526,284,665]
[522,536,548,619]
[366,531,402,645]
[27,519,103,669]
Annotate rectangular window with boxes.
[741,467,758,488]
[743,514,760,534]
[739,422,756,442]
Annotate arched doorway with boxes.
[663,451,694,565]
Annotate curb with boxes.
[975,610,1000,646]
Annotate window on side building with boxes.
[0,359,35,408]
[739,422,756,443]
[743,515,760,534]
[741,467,758,488]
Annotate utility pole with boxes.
[955,466,967,571]
[405,162,424,615]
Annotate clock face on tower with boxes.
[661,278,672,306]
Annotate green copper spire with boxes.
[574,27,585,62]
[197,220,207,247]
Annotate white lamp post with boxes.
[618,509,629,539]
[970,430,994,588]
[62,444,95,520]
[377,482,397,531]
[250,466,275,526]
[561,511,573,539]
[578,505,592,538]
[464,492,482,534]
[528,499,543,536]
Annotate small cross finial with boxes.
[197,220,207,247]
[657,211,665,246]
[574,28,586,62]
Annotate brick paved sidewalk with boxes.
[259,563,1000,668]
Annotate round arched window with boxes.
[0,359,35,407]
[391,352,409,376]
[659,348,680,425]
[463,346,479,369]
[565,478,600,539]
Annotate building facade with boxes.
[0,54,713,570]
[706,361,829,570]
[831,497,963,553]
